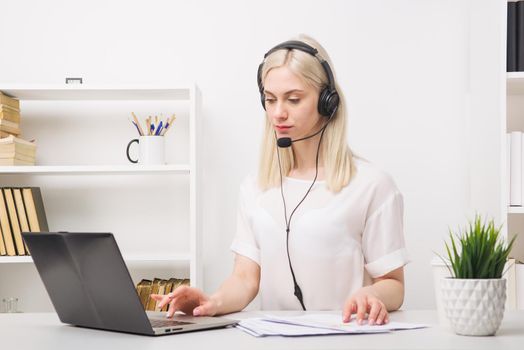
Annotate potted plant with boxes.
[439,214,516,336]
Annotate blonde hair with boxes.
[258,34,355,192]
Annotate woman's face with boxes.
[263,66,322,139]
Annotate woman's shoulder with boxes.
[351,156,401,196]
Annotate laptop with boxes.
[22,231,237,336]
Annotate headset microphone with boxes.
[277,138,292,148]
[277,123,329,148]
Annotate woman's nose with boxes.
[270,101,287,120]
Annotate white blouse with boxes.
[230,157,409,310]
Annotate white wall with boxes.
[0,0,502,310]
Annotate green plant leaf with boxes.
[438,215,518,279]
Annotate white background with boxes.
[0,0,503,310]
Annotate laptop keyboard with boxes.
[150,319,193,328]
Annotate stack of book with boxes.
[0,187,48,256]
[0,92,21,137]
[0,135,36,165]
[136,278,190,312]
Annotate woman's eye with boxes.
[288,99,300,104]
[265,98,276,104]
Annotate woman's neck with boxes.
[288,133,325,180]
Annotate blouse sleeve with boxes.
[230,176,261,265]
[362,173,410,278]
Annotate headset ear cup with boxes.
[326,91,340,118]
[317,88,329,116]
[318,88,339,118]
[261,93,266,110]
[257,62,266,110]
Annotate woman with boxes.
[152,35,409,326]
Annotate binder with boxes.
[0,222,5,255]
[2,189,25,255]
[22,188,49,232]
[0,189,18,256]
[147,278,162,311]
[138,279,152,309]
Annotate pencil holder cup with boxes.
[126,136,165,165]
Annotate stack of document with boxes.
[236,314,428,337]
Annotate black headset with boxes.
[257,40,340,119]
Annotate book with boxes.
[0,221,5,255]
[0,135,36,157]
[0,190,16,256]
[22,188,48,232]
[2,188,26,255]
[0,108,20,123]
[0,131,17,138]
[154,279,168,311]
[147,278,162,311]
[0,119,20,136]
[508,1,518,72]
[13,189,30,253]
[0,153,35,163]
[0,104,19,113]
[0,158,34,166]
[136,280,146,306]
[162,278,176,312]
[0,149,36,159]
[137,279,152,309]
[0,92,20,110]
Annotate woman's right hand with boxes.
[150,286,219,318]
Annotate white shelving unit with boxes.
[504,1,524,311]
[0,84,202,310]
[0,164,190,175]
[505,68,524,264]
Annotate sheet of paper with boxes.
[236,314,428,337]
[236,318,355,337]
[263,314,428,332]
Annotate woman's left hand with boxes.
[342,286,389,325]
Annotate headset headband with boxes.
[257,40,336,93]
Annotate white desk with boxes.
[1,310,523,350]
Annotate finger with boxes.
[342,299,356,323]
[356,297,367,325]
[193,300,215,317]
[170,285,190,299]
[157,296,171,309]
[150,294,162,300]
[166,297,180,318]
[367,301,381,326]
[376,307,388,325]
[154,293,174,309]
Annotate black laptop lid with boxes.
[23,232,154,335]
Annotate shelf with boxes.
[0,164,190,175]
[507,72,524,95]
[0,253,191,264]
[0,85,193,100]
[508,206,524,214]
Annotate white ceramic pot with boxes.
[441,278,506,336]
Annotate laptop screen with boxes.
[23,232,154,335]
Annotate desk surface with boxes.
[1,310,523,350]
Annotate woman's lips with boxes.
[275,125,292,131]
